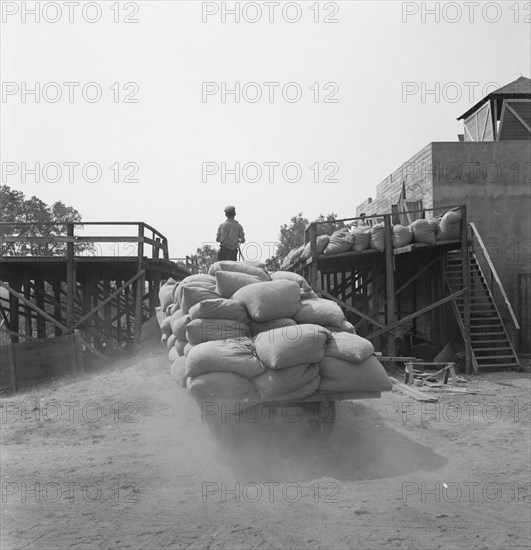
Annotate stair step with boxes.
[477,363,519,369]
[476,355,514,359]
[464,307,497,311]
[473,347,513,351]
[470,339,509,343]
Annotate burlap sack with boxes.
[215,271,263,299]
[187,372,258,400]
[188,298,251,324]
[324,228,355,255]
[253,324,329,369]
[249,317,297,337]
[351,227,371,252]
[411,219,438,245]
[369,223,386,252]
[436,210,461,241]
[232,280,301,322]
[170,356,188,388]
[185,338,266,378]
[185,319,250,345]
[253,363,320,402]
[208,260,270,281]
[180,286,221,314]
[392,224,413,248]
[293,298,345,326]
[318,355,392,392]
[325,332,374,364]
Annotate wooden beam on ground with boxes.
[366,288,468,340]
[389,377,438,402]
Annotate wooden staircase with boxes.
[446,250,520,371]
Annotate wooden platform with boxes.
[0,222,191,391]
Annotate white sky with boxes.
[1,0,530,260]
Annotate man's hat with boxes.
[224,205,236,213]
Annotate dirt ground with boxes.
[1,347,530,550]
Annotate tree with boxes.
[268,211,346,268]
[0,185,92,256]
[276,212,309,261]
[188,244,218,274]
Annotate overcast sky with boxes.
[1,1,530,260]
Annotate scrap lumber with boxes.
[389,377,438,402]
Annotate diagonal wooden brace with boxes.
[72,269,146,328]
[0,281,69,333]
[366,287,468,340]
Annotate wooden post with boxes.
[66,223,75,330]
[372,256,380,346]
[7,340,17,393]
[9,277,20,344]
[308,223,318,291]
[103,276,112,342]
[151,271,161,317]
[23,277,32,338]
[125,285,131,339]
[460,205,472,374]
[53,280,62,337]
[116,280,122,346]
[439,256,446,344]
[384,215,396,365]
[35,279,46,338]
[134,224,145,342]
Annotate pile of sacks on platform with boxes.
[280,208,462,270]
[158,261,391,406]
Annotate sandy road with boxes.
[1,348,530,549]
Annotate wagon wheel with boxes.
[308,401,337,440]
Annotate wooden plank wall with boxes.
[0,332,83,392]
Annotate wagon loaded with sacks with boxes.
[158,260,392,439]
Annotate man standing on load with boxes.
[216,205,245,261]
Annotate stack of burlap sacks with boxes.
[281,209,462,270]
[158,261,391,407]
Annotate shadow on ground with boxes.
[207,400,448,483]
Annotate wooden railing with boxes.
[0,221,169,260]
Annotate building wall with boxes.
[355,139,531,348]
[356,143,434,218]
[431,140,531,333]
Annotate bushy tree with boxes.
[267,211,346,268]
[189,244,218,274]
[0,185,92,256]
